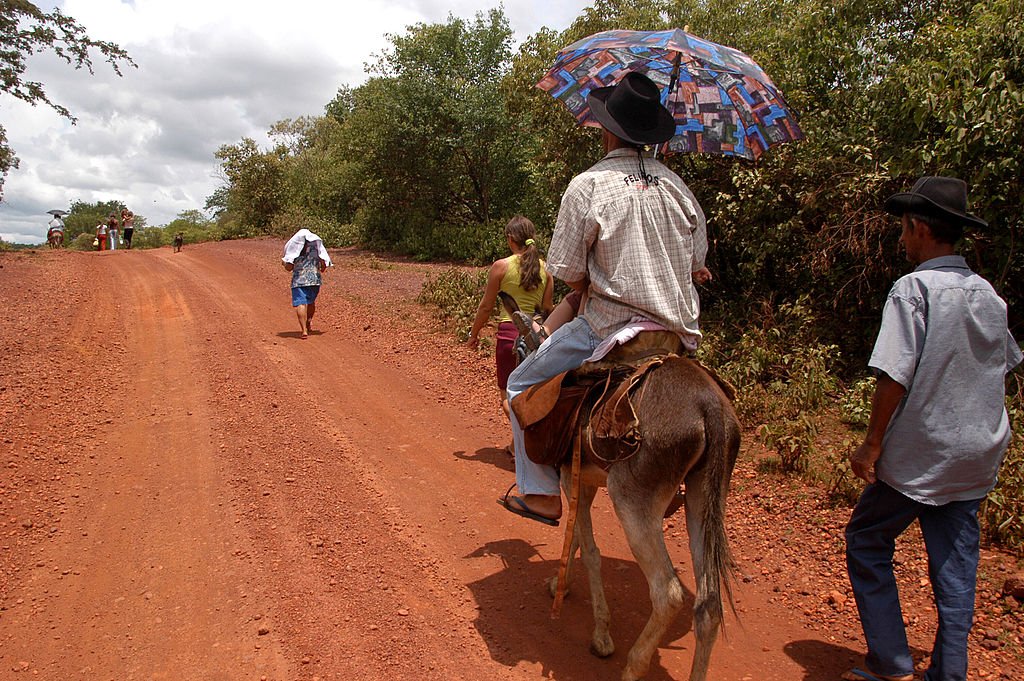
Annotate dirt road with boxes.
[1,240,1020,680]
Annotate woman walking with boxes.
[107,213,120,251]
[121,209,135,249]
[467,215,553,428]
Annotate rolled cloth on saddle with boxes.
[585,319,699,363]
[282,228,333,266]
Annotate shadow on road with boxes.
[783,638,928,681]
[453,446,515,472]
[275,330,325,339]
[464,538,695,681]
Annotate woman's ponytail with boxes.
[505,215,542,291]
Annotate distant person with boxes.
[107,213,120,251]
[121,209,135,249]
[282,228,332,339]
[46,216,64,249]
[843,176,1022,681]
[172,232,183,252]
[95,221,108,251]
[467,215,553,430]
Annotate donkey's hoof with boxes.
[547,576,569,599]
[589,633,614,658]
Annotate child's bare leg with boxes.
[296,305,309,337]
[306,301,316,332]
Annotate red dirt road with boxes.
[1,239,1021,680]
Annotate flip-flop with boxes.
[498,486,559,526]
[841,668,913,681]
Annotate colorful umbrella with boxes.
[537,29,804,161]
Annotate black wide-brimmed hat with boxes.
[587,72,676,146]
[883,176,987,229]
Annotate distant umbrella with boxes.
[46,209,69,217]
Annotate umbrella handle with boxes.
[654,52,683,160]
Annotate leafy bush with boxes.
[70,232,95,250]
[758,415,819,473]
[265,206,356,248]
[704,296,840,472]
[130,227,168,249]
[417,267,487,339]
[982,374,1024,552]
[318,221,361,248]
[839,376,876,429]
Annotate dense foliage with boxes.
[205,1,1024,548]
[0,0,135,199]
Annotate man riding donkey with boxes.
[500,72,712,525]
[46,214,65,249]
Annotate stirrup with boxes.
[514,336,530,363]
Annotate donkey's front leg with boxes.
[573,482,614,657]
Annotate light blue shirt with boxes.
[870,255,1023,505]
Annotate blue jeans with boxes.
[506,317,603,496]
[845,481,981,681]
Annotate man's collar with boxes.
[914,255,970,272]
[603,147,651,160]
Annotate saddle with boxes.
[511,331,733,470]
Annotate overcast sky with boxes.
[0,0,592,244]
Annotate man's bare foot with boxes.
[520,494,561,520]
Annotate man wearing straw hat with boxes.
[844,177,1022,681]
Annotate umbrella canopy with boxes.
[537,29,803,161]
[46,209,69,217]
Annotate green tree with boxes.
[153,209,215,246]
[324,86,354,124]
[63,199,124,248]
[213,137,286,234]
[0,0,135,198]
[343,9,532,258]
[272,116,358,225]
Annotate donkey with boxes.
[548,355,740,681]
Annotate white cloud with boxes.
[0,0,591,244]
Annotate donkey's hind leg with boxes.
[610,473,685,681]
[682,464,724,681]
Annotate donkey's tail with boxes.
[699,392,739,630]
